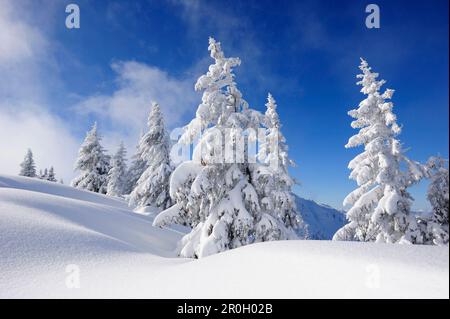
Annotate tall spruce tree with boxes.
[254,93,305,241]
[333,58,425,244]
[125,131,148,195]
[128,103,172,209]
[154,38,268,258]
[422,157,449,245]
[107,142,128,197]
[71,122,110,194]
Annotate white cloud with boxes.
[0,108,79,182]
[0,0,80,183]
[0,1,46,63]
[0,0,200,183]
[74,60,199,146]
[0,0,50,103]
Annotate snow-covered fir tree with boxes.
[19,149,36,177]
[419,157,449,245]
[37,167,57,182]
[106,142,128,197]
[42,168,48,180]
[254,93,305,241]
[154,38,283,258]
[333,58,425,244]
[71,122,110,194]
[125,131,148,195]
[128,102,172,209]
[47,167,57,182]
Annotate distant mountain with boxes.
[295,196,346,240]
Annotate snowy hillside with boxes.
[0,175,448,298]
[295,196,346,239]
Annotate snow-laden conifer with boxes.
[419,157,449,245]
[128,103,172,209]
[154,38,268,258]
[125,131,148,195]
[106,142,128,197]
[333,58,425,244]
[19,149,37,177]
[71,122,110,194]
[254,93,306,241]
[47,167,57,182]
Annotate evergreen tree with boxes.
[254,93,305,241]
[19,149,36,177]
[47,167,57,182]
[333,58,425,244]
[421,157,449,245]
[71,122,110,194]
[42,168,48,180]
[107,142,128,197]
[154,38,266,258]
[125,131,147,195]
[128,103,172,209]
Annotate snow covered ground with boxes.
[0,175,448,298]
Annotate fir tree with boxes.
[333,58,425,244]
[42,168,48,180]
[71,122,110,194]
[128,103,172,209]
[19,149,36,177]
[154,38,266,258]
[47,167,57,182]
[125,131,147,195]
[254,93,305,241]
[420,157,449,245]
[107,142,128,197]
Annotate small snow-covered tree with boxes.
[154,38,267,258]
[333,58,425,244]
[19,149,36,177]
[125,131,148,195]
[128,103,172,209]
[106,142,128,197]
[421,157,449,245]
[47,167,57,182]
[42,168,48,180]
[71,122,110,194]
[254,93,305,241]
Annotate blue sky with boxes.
[0,0,448,210]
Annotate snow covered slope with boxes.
[0,175,448,298]
[296,196,346,239]
[0,175,128,209]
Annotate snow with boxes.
[169,160,202,199]
[0,175,448,298]
[0,175,128,209]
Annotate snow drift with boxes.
[0,175,448,298]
